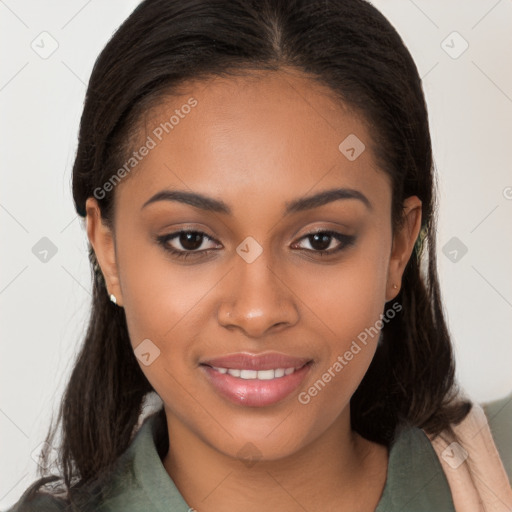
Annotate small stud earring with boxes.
[393,284,398,289]
[110,294,117,305]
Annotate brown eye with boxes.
[156,230,220,259]
[307,233,333,251]
[293,231,356,256]
[178,231,204,251]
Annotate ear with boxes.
[385,195,422,302]
[85,197,123,307]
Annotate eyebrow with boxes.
[141,187,372,214]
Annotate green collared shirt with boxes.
[8,394,512,512]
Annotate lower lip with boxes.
[200,363,312,407]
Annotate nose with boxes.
[217,253,299,338]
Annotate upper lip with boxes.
[200,352,312,371]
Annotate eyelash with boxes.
[156,229,356,261]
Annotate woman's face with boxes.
[87,68,421,461]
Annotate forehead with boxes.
[115,68,390,215]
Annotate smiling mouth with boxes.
[199,360,313,407]
[201,361,312,381]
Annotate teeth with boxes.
[255,369,274,380]
[211,366,299,380]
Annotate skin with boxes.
[86,67,422,512]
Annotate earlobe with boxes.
[85,197,123,307]
[386,195,422,302]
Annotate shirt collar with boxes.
[118,409,454,511]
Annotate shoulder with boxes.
[3,488,68,512]
[4,412,165,512]
[482,391,512,484]
[376,425,455,511]
[4,465,132,512]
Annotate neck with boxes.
[162,407,389,512]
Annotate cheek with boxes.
[293,238,390,411]
[117,232,214,347]
[297,241,390,346]
[117,242,217,420]
[116,239,229,408]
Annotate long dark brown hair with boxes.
[17,0,471,508]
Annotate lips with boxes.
[199,352,313,407]
[200,352,311,371]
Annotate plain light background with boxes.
[1,0,511,509]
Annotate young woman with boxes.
[7,0,511,511]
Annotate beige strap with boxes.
[426,403,512,511]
